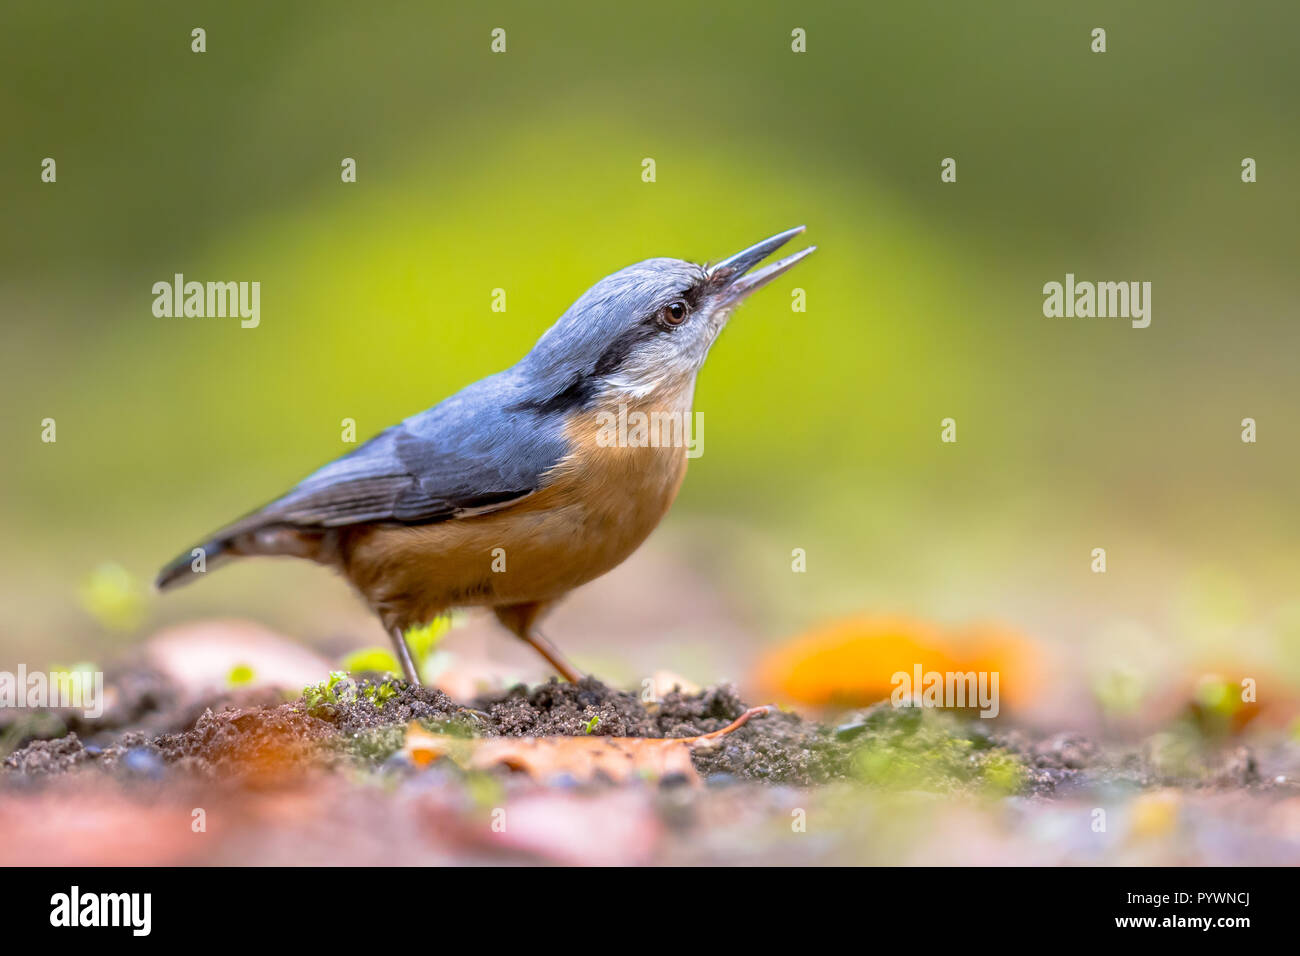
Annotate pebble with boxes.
[122,747,164,779]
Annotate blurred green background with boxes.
[3,1,1298,711]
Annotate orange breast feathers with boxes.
[338,395,691,629]
[556,398,692,513]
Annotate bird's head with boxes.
[522,226,815,406]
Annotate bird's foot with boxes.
[389,627,422,686]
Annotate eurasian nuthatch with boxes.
[157,226,815,684]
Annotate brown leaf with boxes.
[403,705,772,784]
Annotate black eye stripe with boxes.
[593,322,659,376]
[508,375,596,414]
[588,284,702,378]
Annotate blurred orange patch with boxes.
[753,615,1044,714]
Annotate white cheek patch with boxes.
[599,335,698,400]
[600,374,662,400]
[596,293,726,401]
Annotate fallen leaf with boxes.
[753,615,1044,713]
[403,705,772,784]
[753,616,958,709]
[404,722,453,768]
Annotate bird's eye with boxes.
[661,300,689,326]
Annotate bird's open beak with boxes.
[709,225,816,303]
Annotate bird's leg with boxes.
[493,602,584,683]
[388,627,422,686]
[517,628,584,683]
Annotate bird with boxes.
[156,226,815,685]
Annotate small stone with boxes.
[122,747,164,779]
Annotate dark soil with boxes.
[297,675,846,785]
[1,667,1278,797]
[2,705,337,781]
[478,678,845,784]
[0,661,288,766]
[994,727,1263,795]
[4,665,1294,868]
[0,669,843,786]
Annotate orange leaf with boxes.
[403,705,771,784]
[403,723,453,768]
[754,615,1044,712]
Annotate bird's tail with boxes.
[155,522,331,592]
[155,537,237,591]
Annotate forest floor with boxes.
[3,656,1299,865]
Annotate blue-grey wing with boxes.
[223,373,568,532]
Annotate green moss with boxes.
[0,711,67,759]
[332,713,480,767]
[301,671,354,713]
[337,724,408,764]
[362,679,399,709]
[415,715,480,740]
[843,704,1024,795]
